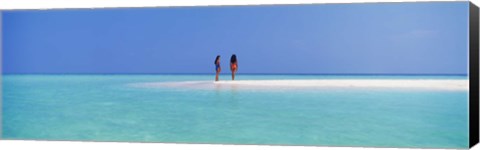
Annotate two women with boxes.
[214,54,238,81]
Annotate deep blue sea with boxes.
[2,74,469,148]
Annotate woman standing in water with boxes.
[214,55,221,81]
[230,54,238,80]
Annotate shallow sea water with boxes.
[2,74,469,148]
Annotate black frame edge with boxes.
[470,1,480,149]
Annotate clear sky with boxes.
[2,2,469,74]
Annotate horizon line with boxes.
[1,73,469,76]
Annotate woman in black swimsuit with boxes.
[214,55,221,81]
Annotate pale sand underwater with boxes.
[131,79,468,91]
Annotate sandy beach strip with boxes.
[132,79,468,91]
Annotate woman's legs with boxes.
[231,69,237,80]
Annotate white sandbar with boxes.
[131,79,468,91]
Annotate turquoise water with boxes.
[2,74,469,148]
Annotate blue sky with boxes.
[2,2,469,74]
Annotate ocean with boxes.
[1,74,469,148]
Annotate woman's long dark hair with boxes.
[214,55,220,64]
[230,54,237,63]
